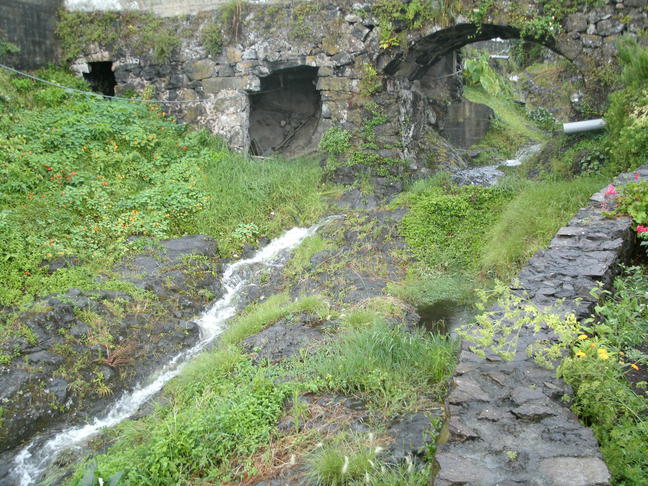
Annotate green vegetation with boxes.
[480,177,605,278]
[56,10,182,63]
[311,320,457,414]
[201,21,223,56]
[219,293,329,347]
[559,267,648,485]
[0,67,326,313]
[372,0,462,49]
[66,297,456,485]
[464,85,546,164]
[399,184,514,271]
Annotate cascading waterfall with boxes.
[11,217,338,486]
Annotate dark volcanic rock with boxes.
[433,167,648,486]
[0,235,221,455]
[241,313,331,364]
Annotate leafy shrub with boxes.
[320,126,351,156]
[201,21,223,56]
[558,267,648,485]
[527,107,558,132]
[463,55,511,96]
[400,185,514,271]
[604,39,648,174]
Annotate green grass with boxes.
[387,265,475,307]
[219,293,330,347]
[464,86,547,165]
[69,349,288,486]
[309,320,457,414]
[64,295,455,485]
[0,67,327,313]
[479,176,606,278]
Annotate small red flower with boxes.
[634,172,640,181]
[637,225,648,233]
[605,184,617,196]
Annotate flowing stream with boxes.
[452,144,542,187]
[10,217,337,486]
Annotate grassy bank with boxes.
[65,296,457,485]
[0,68,327,314]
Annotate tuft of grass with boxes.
[479,176,605,278]
[285,234,336,277]
[310,321,457,414]
[219,294,330,347]
[307,439,377,486]
[388,265,475,308]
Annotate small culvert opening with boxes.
[83,61,117,96]
[249,66,321,157]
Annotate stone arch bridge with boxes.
[21,0,647,163]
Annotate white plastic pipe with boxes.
[563,119,606,134]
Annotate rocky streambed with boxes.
[0,235,221,482]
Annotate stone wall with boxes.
[0,0,62,69]
[63,0,647,169]
[64,0,280,16]
[434,166,645,486]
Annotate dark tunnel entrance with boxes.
[249,66,321,157]
[83,61,117,96]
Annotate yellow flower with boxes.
[631,363,639,371]
[578,334,588,340]
[597,348,608,355]
[590,342,596,348]
[575,351,586,358]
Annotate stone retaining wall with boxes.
[434,166,647,486]
[66,0,647,165]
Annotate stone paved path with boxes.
[434,166,647,485]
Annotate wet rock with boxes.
[386,413,437,462]
[537,457,610,486]
[334,188,379,210]
[511,403,556,422]
[241,314,328,364]
[452,165,505,187]
[0,233,221,455]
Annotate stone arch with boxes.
[380,23,567,81]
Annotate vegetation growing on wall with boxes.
[56,10,182,63]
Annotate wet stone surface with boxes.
[0,235,221,461]
[434,167,648,486]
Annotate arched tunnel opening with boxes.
[248,66,321,157]
[83,61,117,96]
[399,26,584,150]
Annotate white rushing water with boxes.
[11,218,336,486]
[452,144,542,187]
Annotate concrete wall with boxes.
[0,0,62,69]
